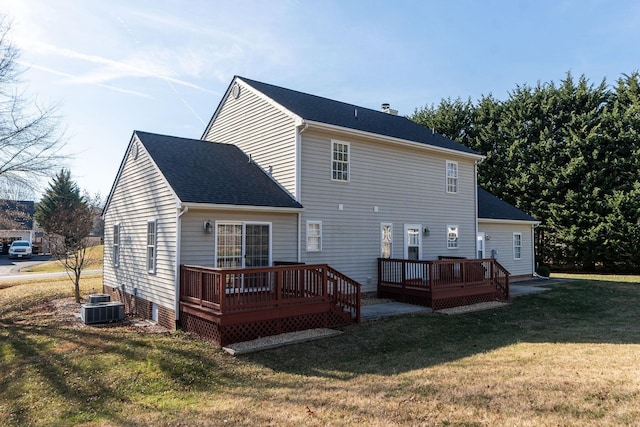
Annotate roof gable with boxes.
[135,131,302,209]
[477,188,538,222]
[236,76,479,156]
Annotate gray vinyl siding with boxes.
[478,221,535,276]
[299,130,478,293]
[203,86,298,197]
[103,137,178,311]
[180,209,298,267]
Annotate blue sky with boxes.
[4,0,640,199]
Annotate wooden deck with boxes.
[378,258,509,310]
[179,264,361,346]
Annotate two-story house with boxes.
[102,76,538,336]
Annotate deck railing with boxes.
[378,258,509,308]
[180,264,360,321]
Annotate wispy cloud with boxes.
[24,41,216,93]
[17,61,155,98]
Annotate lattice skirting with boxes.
[379,288,502,311]
[431,292,500,311]
[180,308,351,346]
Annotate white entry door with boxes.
[477,232,486,259]
[404,224,422,260]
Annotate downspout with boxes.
[174,204,189,327]
[532,222,539,275]
[295,120,308,263]
[473,159,482,258]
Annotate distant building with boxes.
[0,200,35,254]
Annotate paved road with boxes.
[0,254,102,282]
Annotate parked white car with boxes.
[8,240,32,259]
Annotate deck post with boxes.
[322,265,328,300]
[275,269,281,306]
[218,272,225,313]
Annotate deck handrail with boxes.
[180,264,361,321]
[378,257,510,299]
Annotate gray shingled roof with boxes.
[135,131,303,209]
[237,77,480,156]
[477,187,538,222]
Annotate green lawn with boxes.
[1,274,639,426]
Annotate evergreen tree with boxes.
[35,170,93,303]
[410,71,640,272]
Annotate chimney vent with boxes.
[381,103,398,115]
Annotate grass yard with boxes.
[1,274,639,426]
[21,245,104,273]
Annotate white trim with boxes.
[201,76,304,139]
[446,160,458,194]
[403,224,422,260]
[214,221,273,268]
[446,225,459,250]
[331,140,350,182]
[306,220,322,252]
[103,133,180,218]
[112,223,120,267]
[380,222,393,259]
[513,232,523,260]
[478,218,541,225]
[174,205,188,322]
[304,120,485,161]
[146,219,158,274]
[179,202,302,213]
[477,232,485,259]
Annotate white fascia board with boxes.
[236,77,304,124]
[478,218,541,226]
[304,120,486,161]
[103,133,181,218]
[180,202,303,213]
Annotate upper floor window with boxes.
[447,225,459,249]
[513,233,522,260]
[147,220,157,273]
[446,161,458,193]
[381,223,393,259]
[332,141,350,181]
[113,224,120,267]
[306,221,322,252]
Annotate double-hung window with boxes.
[306,221,322,252]
[381,223,393,259]
[112,224,120,267]
[447,225,459,249]
[147,220,157,273]
[446,161,458,193]
[513,233,522,260]
[332,141,350,181]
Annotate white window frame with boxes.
[403,224,422,260]
[112,224,120,267]
[446,160,458,193]
[513,232,522,260]
[381,223,393,259]
[214,221,272,268]
[306,221,322,252]
[331,140,350,182]
[447,225,459,250]
[147,220,157,274]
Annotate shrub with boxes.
[536,265,551,278]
